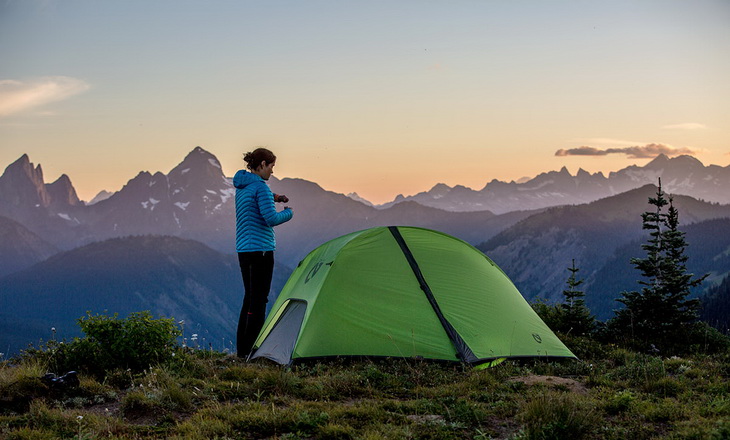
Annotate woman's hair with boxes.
[243,148,276,171]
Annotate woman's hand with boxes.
[273,194,289,203]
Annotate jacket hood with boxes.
[233,170,263,189]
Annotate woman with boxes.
[233,147,293,357]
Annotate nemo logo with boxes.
[532,333,542,343]
[305,261,333,283]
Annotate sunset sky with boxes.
[1,0,729,204]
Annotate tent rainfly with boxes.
[251,226,576,366]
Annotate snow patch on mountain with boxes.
[220,188,235,204]
[141,198,160,210]
[518,180,553,191]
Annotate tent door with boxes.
[250,300,307,365]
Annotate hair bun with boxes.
[243,148,277,171]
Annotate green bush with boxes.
[25,311,181,378]
[686,322,730,355]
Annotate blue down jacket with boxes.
[233,170,293,252]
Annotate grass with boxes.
[1,337,729,439]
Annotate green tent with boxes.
[252,226,576,365]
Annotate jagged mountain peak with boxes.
[46,174,81,207]
[50,174,72,185]
[174,146,222,171]
[170,148,228,191]
[3,154,44,183]
[430,183,452,195]
[646,153,670,167]
[9,153,31,168]
[0,154,50,208]
[346,192,374,206]
[645,153,705,171]
[88,190,113,205]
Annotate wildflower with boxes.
[77,415,83,421]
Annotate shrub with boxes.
[26,311,181,378]
[686,322,730,355]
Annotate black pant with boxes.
[237,251,275,357]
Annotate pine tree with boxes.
[560,259,595,336]
[611,179,706,352]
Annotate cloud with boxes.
[555,143,697,159]
[0,76,90,117]
[662,122,707,130]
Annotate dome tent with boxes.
[251,226,575,366]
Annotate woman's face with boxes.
[256,161,275,180]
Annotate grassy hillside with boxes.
[1,334,729,439]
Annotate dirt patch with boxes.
[406,414,445,424]
[84,400,122,418]
[509,375,587,394]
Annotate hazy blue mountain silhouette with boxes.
[0,216,58,277]
[382,155,730,213]
[478,185,730,319]
[0,235,290,356]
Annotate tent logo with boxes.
[305,261,333,283]
[532,333,542,343]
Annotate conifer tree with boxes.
[611,179,706,352]
[560,259,595,336]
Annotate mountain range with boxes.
[0,216,58,278]
[0,147,538,271]
[0,235,292,355]
[478,185,730,319]
[1,147,729,352]
[2,148,728,270]
[383,154,730,213]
